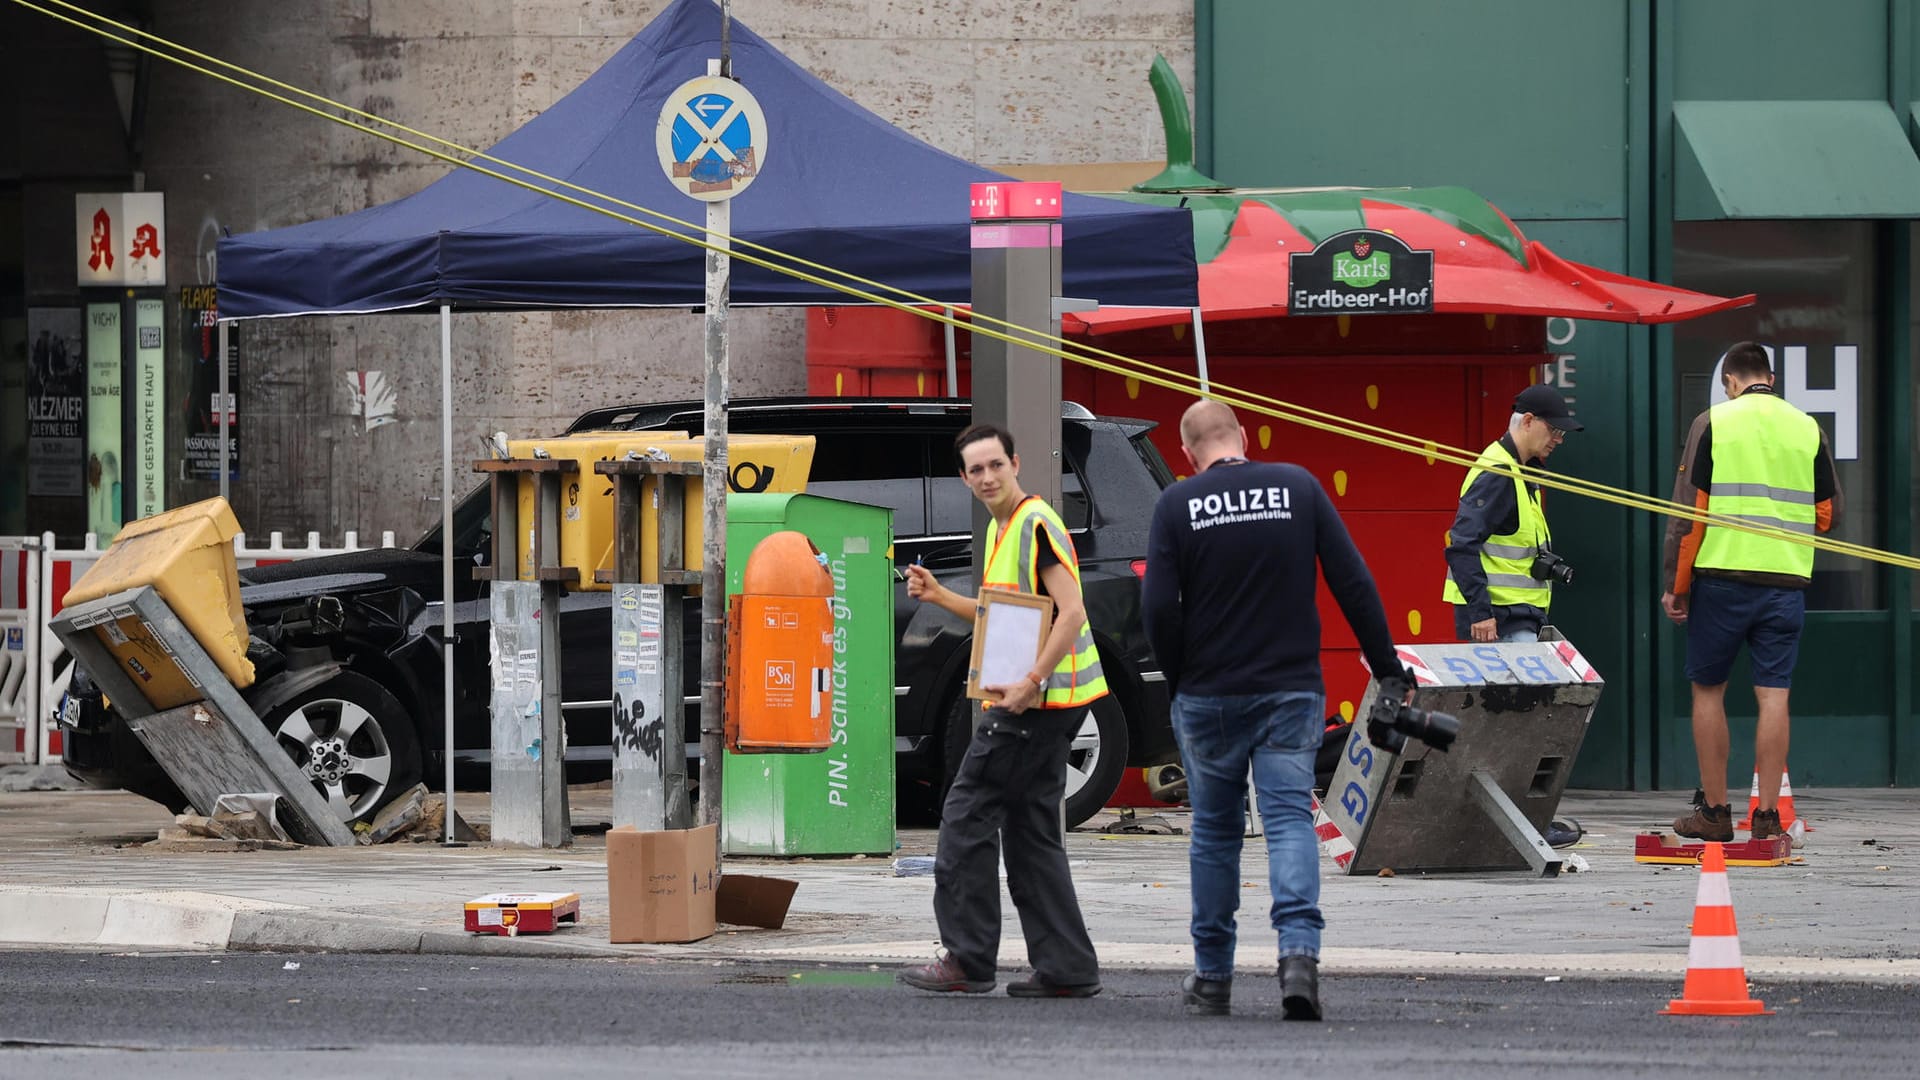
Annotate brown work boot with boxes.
[1673,801,1734,842]
[898,951,994,994]
[1749,808,1785,840]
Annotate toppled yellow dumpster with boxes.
[63,496,254,708]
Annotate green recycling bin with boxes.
[721,493,896,856]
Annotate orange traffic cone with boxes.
[1737,770,1806,832]
[1662,842,1770,1016]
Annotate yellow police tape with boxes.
[21,0,1914,573]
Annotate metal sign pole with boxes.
[440,303,456,843]
[657,38,766,837]
[698,184,730,830]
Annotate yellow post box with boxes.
[62,496,255,707]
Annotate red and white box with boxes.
[463,892,581,936]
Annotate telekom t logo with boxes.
[1711,344,1858,461]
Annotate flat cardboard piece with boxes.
[715,873,799,929]
[965,588,1052,700]
[607,823,718,943]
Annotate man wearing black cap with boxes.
[1442,384,1582,643]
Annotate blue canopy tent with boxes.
[215,0,1198,315]
[211,0,1196,835]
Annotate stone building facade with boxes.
[3,0,1193,541]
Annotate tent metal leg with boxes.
[1192,306,1210,396]
[217,318,231,503]
[440,303,456,843]
[944,306,958,396]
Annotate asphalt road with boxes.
[2,950,1913,1078]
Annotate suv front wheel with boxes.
[940,692,1129,829]
[264,671,422,824]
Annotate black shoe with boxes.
[1673,802,1734,843]
[1007,974,1102,998]
[1750,807,1785,841]
[1180,972,1231,1016]
[1280,956,1322,1021]
[898,951,994,994]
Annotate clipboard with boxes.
[965,588,1054,700]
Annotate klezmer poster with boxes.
[26,307,85,498]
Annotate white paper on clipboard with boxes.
[977,603,1046,687]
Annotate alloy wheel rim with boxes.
[275,698,395,822]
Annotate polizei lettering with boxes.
[1187,484,1293,531]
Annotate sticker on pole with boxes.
[656,75,767,201]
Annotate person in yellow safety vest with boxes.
[897,422,1105,1000]
[1443,384,1583,643]
[1662,341,1841,844]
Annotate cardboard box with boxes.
[608,823,718,943]
[715,874,799,929]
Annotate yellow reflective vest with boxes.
[1695,391,1821,580]
[983,496,1108,708]
[1442,440,1553,611]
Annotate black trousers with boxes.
[933,702,1100,985]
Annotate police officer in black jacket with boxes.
[1143,399,1409,1022]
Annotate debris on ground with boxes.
[144,815,302,852]
[1104,813,1182,836]
[206,792,292,843]
[361,784,428,844]
[410,792,487,843]
[892,855,935,877]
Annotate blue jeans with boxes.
[1173,689,1327,980]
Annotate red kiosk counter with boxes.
[806,186,1748,785]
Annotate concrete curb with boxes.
[0,892,233,949]
[0,765,87,793]
[7,889,1919,985]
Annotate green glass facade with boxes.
[1196,0,1920,788]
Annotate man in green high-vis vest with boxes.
[1444,384,1582,643]
[1662,341,1841,843]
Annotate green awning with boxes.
[1674,100,1920,219]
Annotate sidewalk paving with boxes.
[1,782,1915,982]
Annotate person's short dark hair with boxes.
[1722,341,1773,382]
[955,423,1014,463]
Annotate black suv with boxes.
[60,398,1178,827]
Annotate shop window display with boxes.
[1672,221,1881,611]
